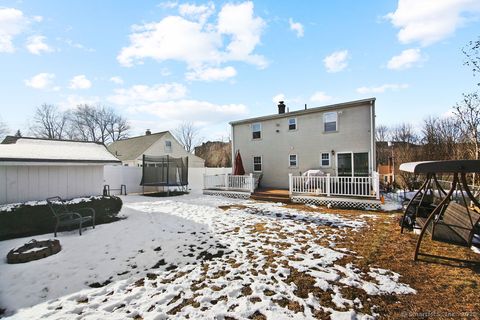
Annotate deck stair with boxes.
[250,189,291,203]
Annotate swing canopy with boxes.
[400,160,480,174]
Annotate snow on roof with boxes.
[0,138,121,164]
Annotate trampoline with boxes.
[140,155,189,193]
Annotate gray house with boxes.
[230,98,376,189]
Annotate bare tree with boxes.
[390,123,420,190]
[463,36,480,85]
[453,92,480,161]
[174,121,201,153]
[375,124,390,142]
[30,104,69,139]
[70,104,129,143]
[0,116,8,138]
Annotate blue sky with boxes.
[0,0,479,141]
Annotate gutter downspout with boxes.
[231,124,235,174]
[370,99,376,176]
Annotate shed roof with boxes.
[399,160,480,174]
[0,138,120,164]
[107,131,168,161]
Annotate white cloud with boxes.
[186,66,236,81]
[310,91,332,103]
[108,83,187,105]
[272,93,286,103]
[127,99,247,125]
[25,35,53,55]
[69,75,92,90]
[289,18,304,38]
[158,1,178,9]
[323,50,349,73]
[179,2,215,24]
[58,94,101,110]
[387,48,425,70]
[117,1,266,80]
[108,82,247,126]
[386,0,480,46]
[63,39,95,52]
[356,83,409,94]
[109,76,124,85]
[0,8,28,53]
[24,73,57,90]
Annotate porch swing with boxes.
[399,160,480,261]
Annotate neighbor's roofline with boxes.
[229,98,376,126]
[1,136,106,145]
[0,158,121,164]
[108,131,168,143]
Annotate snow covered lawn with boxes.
[0,194,416,319]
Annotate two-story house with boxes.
[230,98,376,189]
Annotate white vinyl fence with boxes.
[289,172,380,199]
[0,165,104,205]
[203,173,255,193]
[103,166,232,195]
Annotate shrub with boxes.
[0,196,123,240]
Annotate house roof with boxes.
[229,98,376,126]
[0,138,121,164]
[107,131,168,161]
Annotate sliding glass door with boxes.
[337,152,369,176]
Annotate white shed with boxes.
[0,137,121,205]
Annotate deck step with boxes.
[250,194,291,203]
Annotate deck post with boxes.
[249,173,254,193]
[225,173,229,190]
[288,173,293,196]
[373,171,380,200]
[326,173,331,197]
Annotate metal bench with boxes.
[46,196,96,237]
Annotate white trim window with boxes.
[165,140,172,152]
[321,152,330,167]
[324,112,337,132]
[288,118,297,131]
[253,156,262,172]
[289,154,298,167]
[252,123,261,139]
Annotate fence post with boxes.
[249,173,254,193]
[203,174,206,190]
[326,173,331,197]
[288,173,293,196]
[225,173,229,190]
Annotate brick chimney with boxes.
[145,129,151,135]
[278,101,286,114]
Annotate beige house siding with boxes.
[232,101,375,188]
[128,132,205,168]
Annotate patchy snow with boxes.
[0,196,105,213]
[0,194,415,319]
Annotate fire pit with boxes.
[7,239,61,264]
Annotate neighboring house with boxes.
[107,130,205,168]
[0,137,120,204]
[230,98,376,189]
[377,163,394,185]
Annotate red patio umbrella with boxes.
[233,150,245,175]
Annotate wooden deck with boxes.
[250,188,291,203]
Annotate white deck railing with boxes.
[289,172,380,199]
[203,173,256,193]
